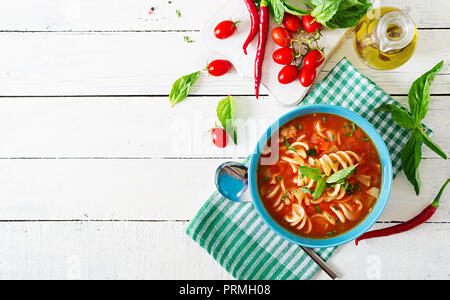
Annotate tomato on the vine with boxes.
[303,49,325,69]
[282,13,302,33]
[271,27,293,47]
[207,60,232,76]
[214,20,239,39]
[299,67,316,87]
[302,15,322,33]
[211,127,228,148]
[272,48,296,65]
[278,65,299,84]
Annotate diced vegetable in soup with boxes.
[257,113,382,239]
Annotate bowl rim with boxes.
[248,104,393,248]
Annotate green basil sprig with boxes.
[272,0,371,28]
[298,164,357,199]
[217,96,237,145]
[169,71,200,107]
[375,61,447,195]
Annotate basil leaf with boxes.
[311,0,341,25]
[268,0,286,24]
[313,177,326,200]
[325,0,371,28]
[408,61,443,121]
[300,187,313,195]
[282,0,309,15]
[401,130,423,195]
[326,164,358,184]
[375,104,417,130]
[217,96,237,144]
[298,165,322,180]
[169,71,200,107]
[419,128,447,160]
[284,137,297,153]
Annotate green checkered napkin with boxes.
[186,58,431,280]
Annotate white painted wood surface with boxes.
[0,0,449,280]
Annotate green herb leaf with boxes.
[408,61,443,121]
[311,0,341,25]
[169,71,200,107]
[401,130,423,195]
[375,104,417,130]
[284,137,297,153]
[216,96,237,144]
[176,9,181,18]
[419,128,447,160]
[373,61,445,195]
[326,164,358,184]
[301,187,314,195]
[268,0,286,24]
[313,177,326,200]
[315,205,322,213]
[325,0,372,28]
[306,148,318,157]
[298,165,322,180]
[183,36,194,43]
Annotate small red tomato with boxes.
[282,13,302,33]
[278,65,299,84]
[211,127,228,148]
[207,60,232,76]
[303,49,325,69]
[271,27,293,47]
[302,15,322,33]
[272,48,296,65]
[214,20,239,39]
[299,67,316,87]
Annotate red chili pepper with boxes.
[255,0,268,99]
[355,178,450,246]
[242,0,259,55]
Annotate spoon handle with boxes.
[300,246,339,280]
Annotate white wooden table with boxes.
[0,0,449,280]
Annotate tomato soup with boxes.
[257,113,382,239]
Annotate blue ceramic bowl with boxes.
[248,105,393,248]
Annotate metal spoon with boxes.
[215,162,339,280]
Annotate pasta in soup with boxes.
[257,113,382,239]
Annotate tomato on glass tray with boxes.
[303,49,325,69]
[302,15,322,33]
[299,67,316,87]
[278,65,299,84]
[282,13,302,33]
[207,59,232,77]
[214,20,239,39]
[211,127,228,148]
[271,27,293,47]
[272,48,295,65]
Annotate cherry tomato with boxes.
[299,67,316,87]
[278,65,299,84]
[271,27,293,47]
[214,20,239,39]
[282,13,302,33]
[207,60,232,76]
[302,15,322,33]
[303,49,325,69]
[211,127,228,148]
[272,48,296,65]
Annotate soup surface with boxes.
[257,113,382,239]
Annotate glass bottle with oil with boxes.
[353,7,417,70]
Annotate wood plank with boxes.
[0,158,448,221]
[0,96,447,159]
[0,221,447,279]
[0,31,448,96]
[0,0,448,31]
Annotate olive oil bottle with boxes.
[353,7,417,70]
